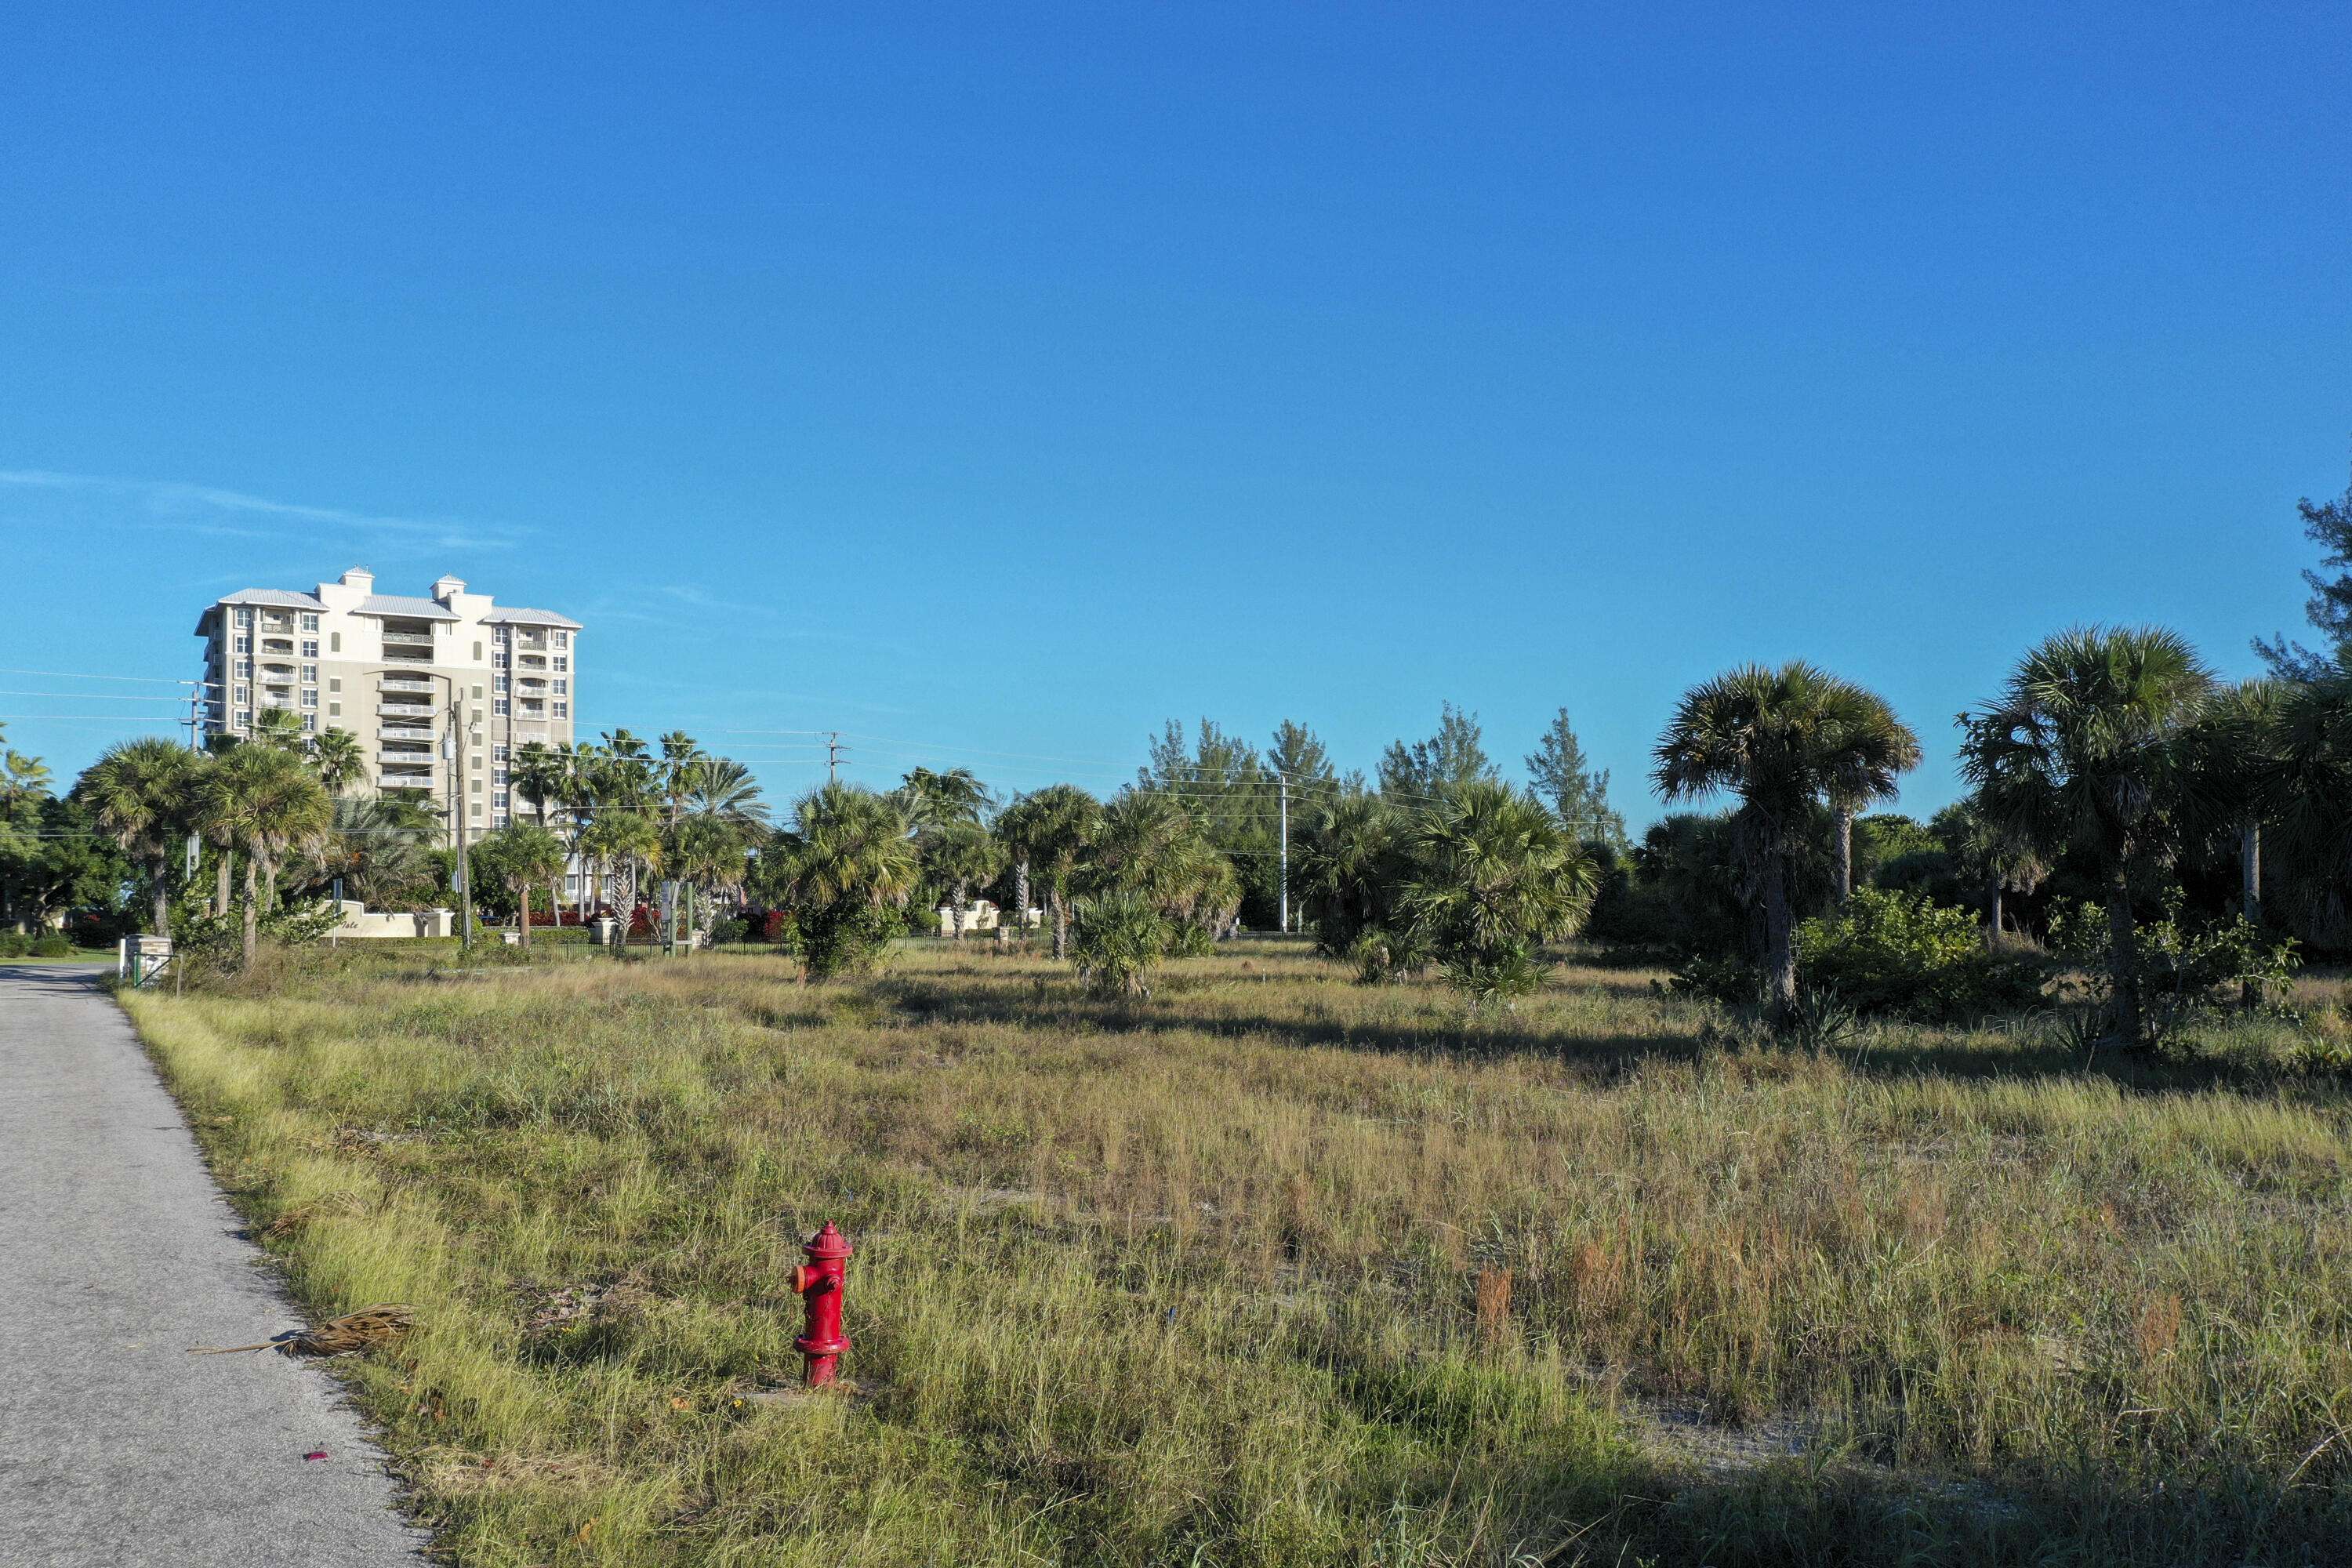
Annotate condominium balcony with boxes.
[380,644,436,663]
[381,672,437,690]
[379,724,436,743]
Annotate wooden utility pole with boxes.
[1278,772,1289,935]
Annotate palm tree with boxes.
[1294,791,1407,956]
[1961,626,2216,1046]
[1404,780,1599,1000]
[309,727,365,794]
[1933,799,2047,947]
[485,822,568,948]
[2185,680,2283,930]
[248,706,307,751]
[584,810,662,939]
[681,756,769,832]
[511,740,572,923]
[769,783,919,975]
[73,738,200,938]
[1087,793,1239,943]
[666,814,749,946]
[1824,694,1922,902]
[198,745,332,966]
[317,795,438,911]
[998,785,1102,960]
[898,767,992,835]
[658,730,703,829]
[2253,675,2352,948]
[924,819,1005,940]
[1654,662,1912,1023]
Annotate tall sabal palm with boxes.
[657,730,703,829]
[1405,779,1599,1000]
[584,810,662,934]
[773,783,919,909]
[2185,679,2283,928]
[1933,798,2047,946]
[74,737,201,937]
[309,728,365,795]
[1824,694,1922,902]
[510,740,572,920]
[248,706,307,751]
[666,814,749,943]
[898,767,992,836]
[997,784,1102,960]
[924,819,1006,940]
[1654,662,1912,1022]
[2255,675,2352,947]
[198,745,332,966]
[1961,626,2216,1045]
[487,822,568,948]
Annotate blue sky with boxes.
[5,2,2347,824]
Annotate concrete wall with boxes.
[332,901,454,939]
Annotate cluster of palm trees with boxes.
[487,728,771,943]
[1644,624,2351,1044]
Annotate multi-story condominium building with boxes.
[194,568,581,845]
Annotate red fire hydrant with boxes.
[790,1221,853,1387]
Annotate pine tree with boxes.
[1525,708,1627,851]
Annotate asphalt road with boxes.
[0,963,427,1567]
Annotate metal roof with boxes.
[354,594,461,621]
[216,589,328,610]
[480,608,583,630]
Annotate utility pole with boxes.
[826,731,844,784]
[1278,772,1289,935]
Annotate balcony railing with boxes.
[379,726,436,743]
[381,646,435,664]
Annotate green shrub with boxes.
[1795,888,2043,1022]
[29,934,76,957]
[0,933,28,957]
[2049,895,2301,1038]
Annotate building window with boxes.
[493,790,509,808]
[471,684,485,699]
[330,632,341,653]
[302,714,317,732]
[492,744,509,762]
[301,613,319,631]
[328,677,341,692]
[554,630,568,648]
[470,803,482,820]
[494,699,510,716]
[300,640,318,658]
[554,656,568,673]
[301,689,318,709]
[236,659,252,677]
[234,607,253,626]
[300,664,318,682]
[470,778,482,794]
[553,702,569,719]
[493,768,509,784]
[553,679,568,695]
[328,702,341,717]
[493,651,508,668]
[234,635,251,654]
[493,675,509,693]
[234,684,250,703]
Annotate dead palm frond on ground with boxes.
[190,1304,414,1357]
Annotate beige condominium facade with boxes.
[194,568,580,846]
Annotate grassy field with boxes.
[122,940,2352,1566]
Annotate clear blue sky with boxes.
[5,2,2347,824]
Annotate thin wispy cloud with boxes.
[0,468,528,552]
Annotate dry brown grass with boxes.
[124,938,2352,1566]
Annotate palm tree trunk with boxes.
[518,884,531,948]
[1051,887,1069,961]
[216,852,232,917]
[1014,855,1030,931]
[1763,850,1798,1025]
[951,884,967,942]
[151,854,172,938]
[1986,880,2002,953]
[1832,807,1854,903]
[241,856,261,967]
[2105,867,2142,1047]
[2241,821,2263,1010]
[550,876,563,935]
